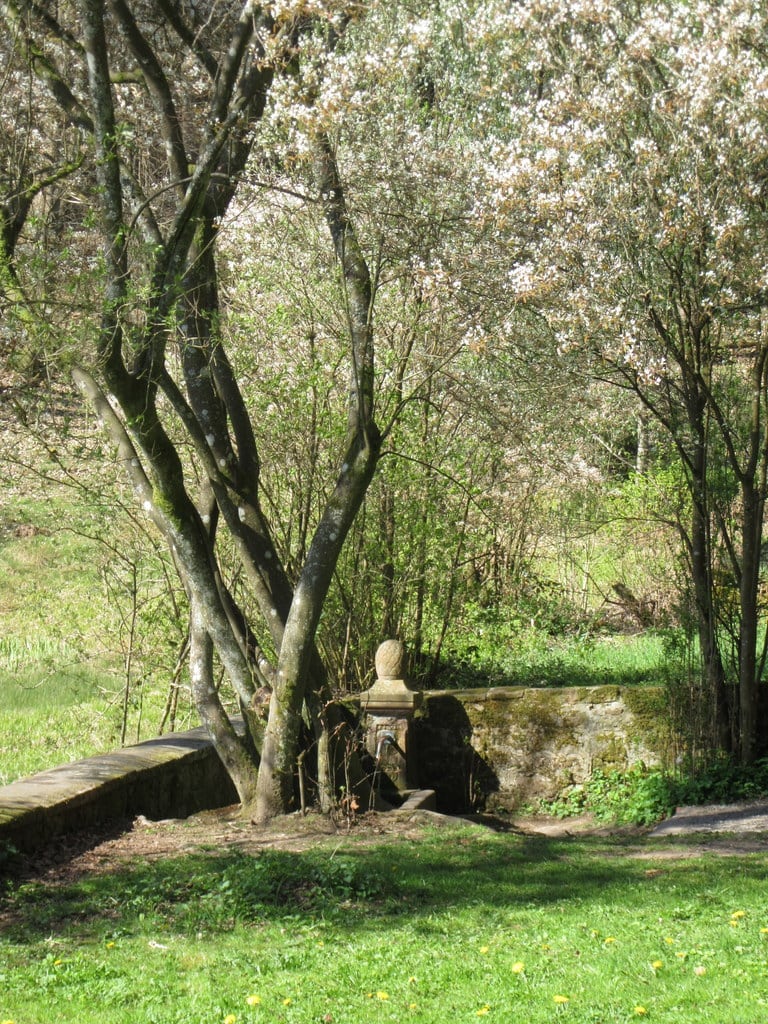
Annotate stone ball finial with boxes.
[375,639,407,681]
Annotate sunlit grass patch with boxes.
[0,489,195,785]
[2,827,768,1023]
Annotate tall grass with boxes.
[0,637,80,676]
[0,522,127,785]
[435,626,667,689]
[0,666,117,786]
[0,486,195,785]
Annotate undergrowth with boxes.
[540,757,768,825]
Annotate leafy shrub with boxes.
[672,754,768,805]
[543,765,676,826]
[542,757,768,826]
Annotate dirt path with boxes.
[8,799,768,892]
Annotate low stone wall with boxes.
[414,685,671,813]
[0,686,670,856]
[0,727,237,855]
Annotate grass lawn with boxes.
[2,820,767,1024]
[0,487,194,786]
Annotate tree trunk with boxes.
[689,483,732,752]
[738,483,763,763]
[253,431,380,819]
[189,599,260,808]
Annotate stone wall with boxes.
[0,686,672,857]
[413,685,672,813]
[0,728,238,855]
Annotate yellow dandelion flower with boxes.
[729,920,740,928]
[283,998,292,1006]
[541,943,551,951]
[223,1015,237,1024]
[553,995,570,1004]
[664,937,675,945]
[409,1004,417,1011]
[476,1006,490,1016]
[651,960,663,970]
[105,941,115,949]
[731,910,746,919]
[634,1008,647,1016]
[511,961,525,974]
[761,927,768,935]
[408,976,417,984]
[376,991,389,1001]
[246,995,261,1006]
[1,1019,15,1024]
[479,945,489,954]
[675,952,687,960]
[604,936,616,945]
[54,959,64,966]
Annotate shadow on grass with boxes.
[2,827,758,946]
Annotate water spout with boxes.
[375,731,408,763]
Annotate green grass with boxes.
[2,823,768,1023]
[0,488,195,785]
[0,520,109,647]
[0,665,197,786]
[435,629,667,689]
[0,667,123,786]
[0,631,180,787]
[508,631,667,687]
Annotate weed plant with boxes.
[2,824,768,1023]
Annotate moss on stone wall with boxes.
[465,690,578,771]
[623,687,672,759]
[415,685,671,813]
[583,686,622,704]
[592,734,630,770]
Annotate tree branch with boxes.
[108,0,189,189]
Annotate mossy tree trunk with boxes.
[7,0,386,818]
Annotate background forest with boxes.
[2,0,768,808]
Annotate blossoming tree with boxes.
[0,0,481,817]
[479,0,768,759]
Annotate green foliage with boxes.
[543,758,768,827]
[672,755,768,806]
[542,765,677,826]
[9,849,389,938]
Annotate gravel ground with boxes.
[650,800,768,836]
